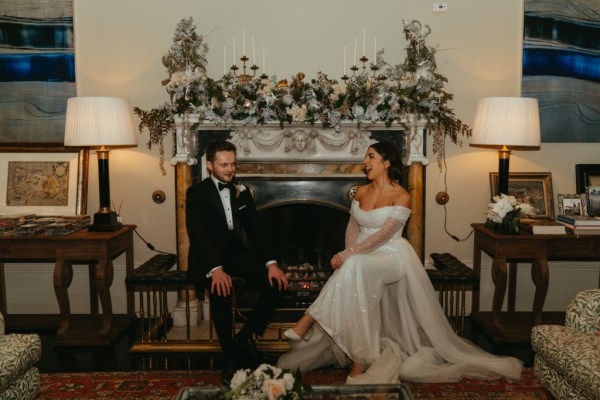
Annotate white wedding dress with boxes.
[277,200,523,384]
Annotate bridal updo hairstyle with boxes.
[369,141,404,184]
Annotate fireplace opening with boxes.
[237,202,349,320]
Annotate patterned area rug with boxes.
[38,368,553,399]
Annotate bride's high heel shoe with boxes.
[283,327,313,341]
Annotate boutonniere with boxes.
[234,183,246,198]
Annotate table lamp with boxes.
[470,97,541,196]
[64,97,137,231]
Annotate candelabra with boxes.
[231,55,259,84]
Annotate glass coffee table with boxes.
[177,383,414,399]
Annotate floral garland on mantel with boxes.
[134,17,471,175]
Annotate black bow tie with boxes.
[218,182,235,192]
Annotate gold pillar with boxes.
[176,162,196,302]
[407,162,424,262]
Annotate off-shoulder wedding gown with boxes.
[277,200,523,384]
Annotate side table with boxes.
[0,225,136,346]
[471,223,600,343]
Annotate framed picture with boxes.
[489,172,555,219]
[586,186,600,217]
[575,164,600,194]
[557,193,587,216]
[0,148,88,215]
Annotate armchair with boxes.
[0,311,41,400]
[531,288,599,400]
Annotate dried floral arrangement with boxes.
[134,17,471,174]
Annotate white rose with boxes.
[282,373,295,391]
[230,369,249,390]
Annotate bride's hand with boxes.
[330,253,343,269]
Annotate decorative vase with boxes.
[499,209,521,234]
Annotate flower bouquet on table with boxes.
[185,364,306,400]
[485,194,536,234]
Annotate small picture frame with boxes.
[557,193,587,216]
[489,172,555,219]
[575,164,600,194]
[586,186,600,217]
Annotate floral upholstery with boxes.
[531,289,600,400]
[0,311,41,400]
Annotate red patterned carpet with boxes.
[38,368,553,399]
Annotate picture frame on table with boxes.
[586,186,600,217]
[489,172,555,219]
[575,164,600,194]
[557,193,587,216]
[0,147,88,216]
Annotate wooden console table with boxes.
[471,223,600,343]
[0,225,136,345]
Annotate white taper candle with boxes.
[344,45,347,75]
[363,26,366,56]
[242,27,246,56]
[374,35,377,63]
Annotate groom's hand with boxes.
[211,268,232,296]
[267,263,288,290]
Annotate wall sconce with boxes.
[64,97,137,231]
[470,97,541,196]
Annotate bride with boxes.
[277,141,523,384]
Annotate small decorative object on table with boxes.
[485,194,536,234]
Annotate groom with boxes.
[186,140,288,383]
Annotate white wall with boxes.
[4,0,598,314]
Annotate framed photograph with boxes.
[586,186,600,217]
[557,193,587,216]
[490,172,555,219]
[0,148,88,215]
[575,164,600,194]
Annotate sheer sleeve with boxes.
[338,208,407,264]
[345,215,360,248]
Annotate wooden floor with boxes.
[5,313,551,373]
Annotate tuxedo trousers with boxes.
[205,243,283,356]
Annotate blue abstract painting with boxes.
[0,1,75,144]
[522,0,600,142]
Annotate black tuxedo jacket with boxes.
[185,177,274,285]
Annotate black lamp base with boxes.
[88,211,122,232]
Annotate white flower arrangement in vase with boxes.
[486,194,536,234]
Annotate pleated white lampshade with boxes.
[471,97,541,148]
[64,97,137,147]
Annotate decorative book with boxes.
[520,219,566,234]
[556,214,600,226]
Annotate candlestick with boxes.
[252,36,256,64]
[373,35,377,63]
[354,36,357,66]
[242,27,246,56]
[343,45,347,75]
[363,26,366,56]
[232,35,236,64]
[223,44,227,75]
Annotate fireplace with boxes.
[169,120,427,328]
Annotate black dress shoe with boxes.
[220,356,236,385]
[233,336,269,364]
